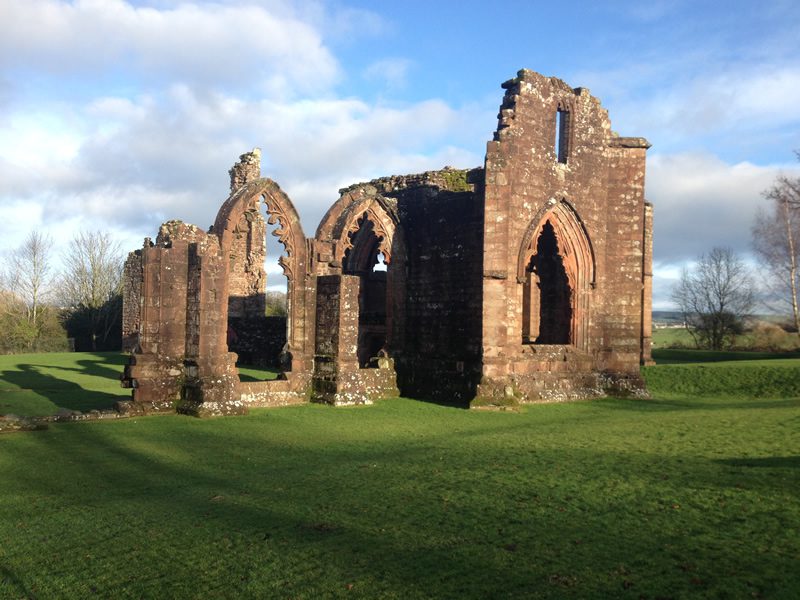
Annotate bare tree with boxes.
[0,232,70,352]
[2,231,54,330]
[671,247,756,350]
[752,167,800,337]
[57,231,124,351]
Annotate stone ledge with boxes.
[0,409,131,434]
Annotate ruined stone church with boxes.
[120,69,653,416]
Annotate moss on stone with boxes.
[440,169,471,192]
[469,393,520,409]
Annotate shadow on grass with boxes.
[717,456,800,469]
[3,410,799,598]
[0,420,555,597]
[0,564,34,600]
[597,396,800,412]
[0,359,125,414]
[75,355,128,379]
[400,393,471,410]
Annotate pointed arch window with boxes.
[518,200,595,350]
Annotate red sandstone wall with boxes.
[480,69,651,401]
[121,249,142,352]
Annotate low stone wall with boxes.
[396,356,481,405]
[312,367,399,406]
[238,378,308,408]
[474,346,607,407]
[0,409,130,433]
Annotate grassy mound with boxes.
[646,349,800,398]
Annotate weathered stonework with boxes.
[121,249,142,351]
[475,69,652,405]
[121,69,652,415]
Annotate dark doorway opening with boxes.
[524,221,572,344]
[343,216,389,368]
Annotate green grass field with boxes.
[0,353,279,416]
[652,326,800,351]
[652,327,694,349]
[0,352,131,416]
[1,351,799,598]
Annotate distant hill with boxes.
[653,311,683,326]
[653,311,791,328]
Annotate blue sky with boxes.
[1,0,799,309]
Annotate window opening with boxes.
[556,108,569,164]
[230,199,290,382]
[344,216,389,368]
[523,221,572,344]
[373,252,387,272]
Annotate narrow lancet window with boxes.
[555,108,569,164]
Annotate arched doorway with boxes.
[342,212,392,368]
[214,179,308,377]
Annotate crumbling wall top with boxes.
[229,148,262,193]
[337,166,481,196]
[315,167,481,241]
[155,220,208,247]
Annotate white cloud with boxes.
[643,66,800,140]
[572,32,800,163]
[0,80,485,271]
[647,152,800,268]
[364,58,413,90]
[10,0,797,321]
[0,0,340,94]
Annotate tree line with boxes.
[0,231,123,354]
[672,152,800,350]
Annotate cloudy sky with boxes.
[1,0,799,309]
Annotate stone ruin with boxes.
[119,69,653,416]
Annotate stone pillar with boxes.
[311,274,370,405]
[121,249,143,352]
[120,240,190,413]
[641,202,655,365]
[226,149,269,363]
[179,242,245,417]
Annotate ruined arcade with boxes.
[120,69,653,415]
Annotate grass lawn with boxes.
[0,353,799,598]
[237,363,281,382]
[652,327,694,349]
[0,353,280,417]
[652,326,800,352]
[0,352,131,416]
[646,349,800,399]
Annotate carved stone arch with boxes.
[517,199,595,350]
[213,178,309,367]
[215,179,306,274]
[517,199,595,285]
[340,201,397,272]
[555,97,575,113]
[314,191,406,367]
